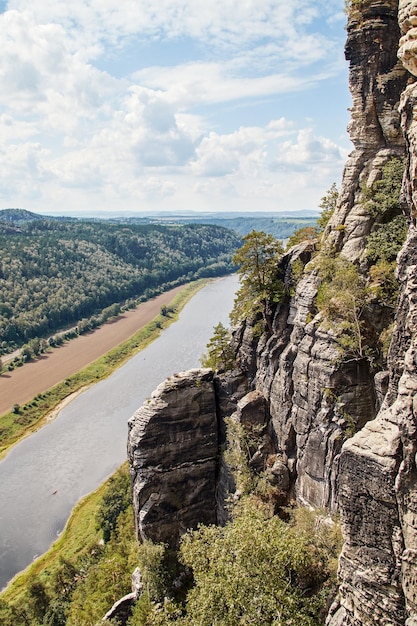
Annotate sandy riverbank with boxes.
[0,286,184,416]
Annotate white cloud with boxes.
[271,128,345,172]
[133,62,321,110]
[0,0,349,214]
[190,119,294,177]
[6,0,341,51]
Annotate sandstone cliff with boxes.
[127,1,417,624]
[327,2,417,624]
[127,369,219,547]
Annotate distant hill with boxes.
[1,208,318,241]
[112,214,319,240]
[0,218,240,354]
[0,208,44,224]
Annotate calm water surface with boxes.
[0,275,239,589]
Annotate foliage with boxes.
[0,218,240,354]
[200,322,235,371]
[366,215,406,265]
[136,541,171,604]
[286,226,318,250]
[223,417,256,494]
[362,158,405,220]
[96,467,132,542]
[368,260,400,308]
[0,465,137,626]
[311,160,405,365]
[363,160,407,311]
[138,497,340,626]
[317,183,339,232]
[316,252,369,358]
[231,230,284,334]
[148,215,319,241]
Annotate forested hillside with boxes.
[0,212,240,354]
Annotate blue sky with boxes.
[0,0,351,215]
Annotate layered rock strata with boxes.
[326,2,417,624]
[228,0,409,516]
[127,2,417,624]
[326,0,407,262]
[127,369,219,547]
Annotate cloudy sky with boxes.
[0,0,351,216]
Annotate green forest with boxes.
[0,210,241,355]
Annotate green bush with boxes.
[133,497,340,626]
[96,467,131,542]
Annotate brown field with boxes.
[0,286,184,416]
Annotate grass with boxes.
[0,279,208,459]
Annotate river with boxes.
[0,274,239,590]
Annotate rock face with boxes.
[326,0,408,262]
[225,0,409,517]
[326,2,417,625]
[127,369,219,547]
[127,2,417,624]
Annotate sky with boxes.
[0,0,352,216]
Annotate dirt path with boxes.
[0,286,184,416]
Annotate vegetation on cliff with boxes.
[128,499,340,626]
[231,230,284,334]
[200,322,235,371]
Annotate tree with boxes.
[142,497,339,626]
[96,467,131,542]
[317,183,339,232]
[363,158,404,221]
[200,322,235,371]
[231,231,284,334]
[286,226,318,250]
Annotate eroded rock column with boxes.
[127,369,218,547]
[327,2,417,624]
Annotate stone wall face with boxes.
[127,3,417,624]
[230,0,409,517]
[327,2,417,625]
[248,252,377,512]
[127,369,219,547]
[327,0,408,262]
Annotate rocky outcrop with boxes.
[127,366,249,546]
[225,0,409,517]
[326,2,417,625]
[127,369,219,547]
[326,0,408,262]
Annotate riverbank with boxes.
[0,279,209,459]
[1,465,127,601]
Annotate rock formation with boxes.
[127,369,220,547]
[326,0,407,262]
[326,2,417,624]
[127,2,417,624]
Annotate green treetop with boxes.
[231,230,284,334]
